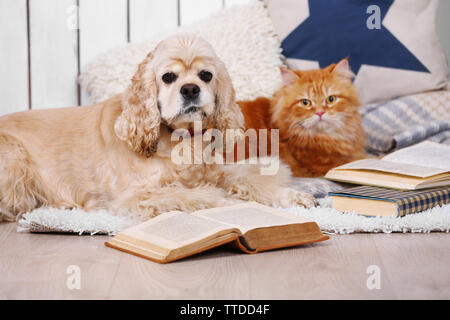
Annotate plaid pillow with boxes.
[361,89,450,153]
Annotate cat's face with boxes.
[271,59,360,136]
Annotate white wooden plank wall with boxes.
[29,0,79,109]
[129,0,178,43]
[79,0,128,105]
[0,0,29,116]
[0,0,247,115]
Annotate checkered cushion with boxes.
[361,89,450,154]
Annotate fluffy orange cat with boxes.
[238,58,366,177]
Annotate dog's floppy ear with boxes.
[114,50,161,157]
[214,60,245,132]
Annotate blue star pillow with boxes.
[265,0,448,104]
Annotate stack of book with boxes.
[325,141,450,217]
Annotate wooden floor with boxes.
[0,222,449,300]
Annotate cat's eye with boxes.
[162,72,177,84]
[326,95,337,105]
[199,70,213,82]
[299,99,312,108]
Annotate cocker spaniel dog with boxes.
[0,34,315,222]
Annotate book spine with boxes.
[396,189,450,217]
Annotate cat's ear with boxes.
[280,67,300,86]
[331,58,355,80]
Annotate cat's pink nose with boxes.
[315,111,325,119]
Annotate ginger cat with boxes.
[238,58,366,177]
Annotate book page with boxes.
[120,211,234,250]
[382,141,450,171]
[194,202,312,234]
[333,159,447,178]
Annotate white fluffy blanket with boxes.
[17,198,450,235]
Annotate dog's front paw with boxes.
[277,188,317,208]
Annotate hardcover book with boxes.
[325,142,450,190]
[329,185,450,217]
[105,202,329,263]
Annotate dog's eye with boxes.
[199,71,213,82]
[162,72,177,84]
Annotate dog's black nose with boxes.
[180,84,200,100]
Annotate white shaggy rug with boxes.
[17,198,450,235]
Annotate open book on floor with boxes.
[325,142,450,190]
[105,202,329,263]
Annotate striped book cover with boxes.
[329,185,450,217]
